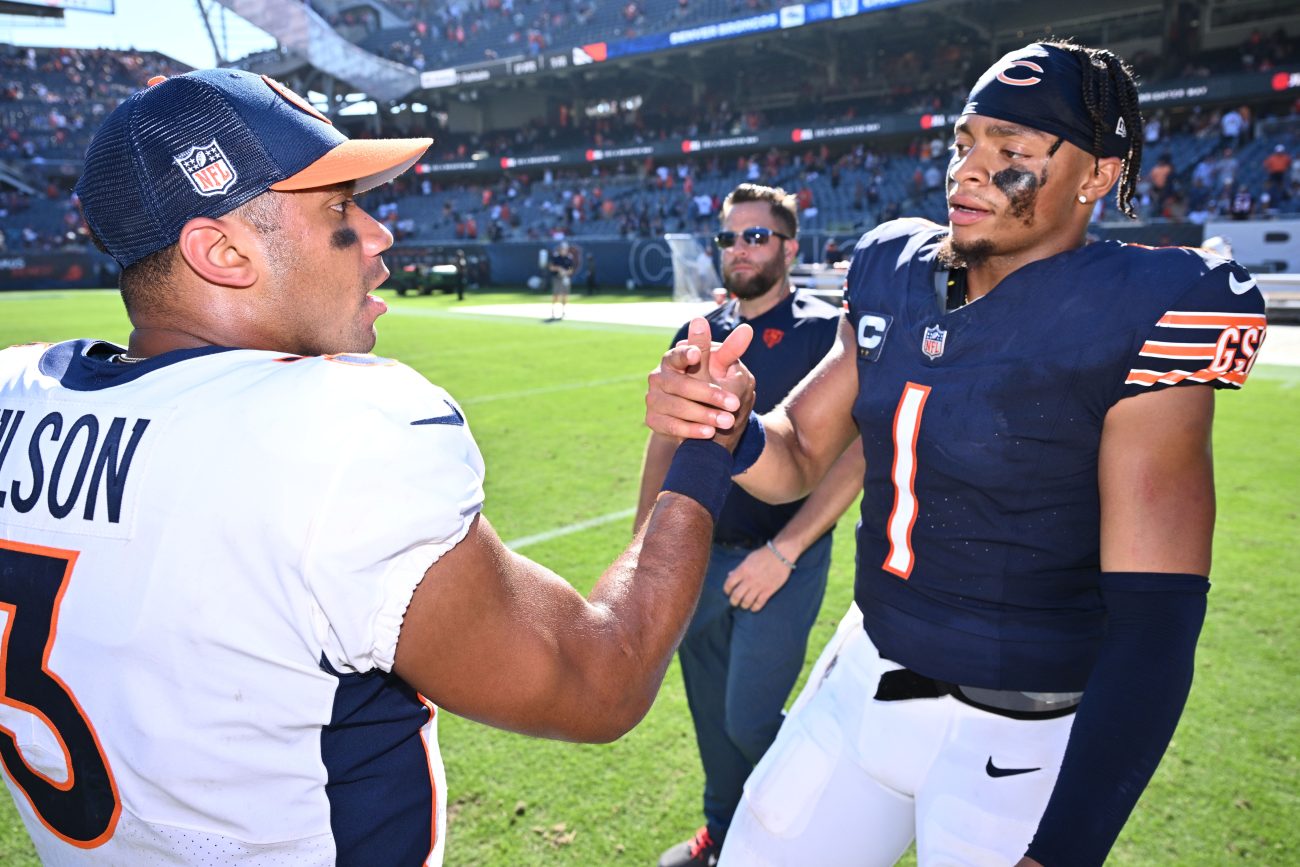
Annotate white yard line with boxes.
[504,507,637,551]
[454,301,715,329]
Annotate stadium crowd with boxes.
[1,18,1298,255]
[0,43,189,253]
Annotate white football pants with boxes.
[718,604,1077,867]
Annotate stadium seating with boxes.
[1,17,1297,255]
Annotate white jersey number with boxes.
[882,383,930,579]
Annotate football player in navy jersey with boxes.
[645,41,1267,866]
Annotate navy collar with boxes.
[39,339,237,391]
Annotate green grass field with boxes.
[0,287,1296,866]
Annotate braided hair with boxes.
[1043,40,1144,219]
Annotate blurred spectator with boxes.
[1143,114,1162,146]
[823,237,844,265]
[1220,108,1243,149]
[1162,190,1188,223]
[1216,148,1239,189]
[1264,144,1292,202]
[1229,184,1254,221]
[1148,153,1174,208]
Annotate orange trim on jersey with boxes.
[1124,367,1248,387]
[1139,341,1215,359]
[0,538,121,848]
[416,695,439,863]
[1156,312,1268,329]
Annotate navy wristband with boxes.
[661,439,734,523]
[730,411,766,476]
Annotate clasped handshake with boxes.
[645,318,757,453]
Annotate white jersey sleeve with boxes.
[299,355,485,675]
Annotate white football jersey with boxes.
[0,339,485,865]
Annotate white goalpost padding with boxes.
[665,233,721,303]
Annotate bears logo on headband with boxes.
[996,60,1043,87]
[961,43,1131,160]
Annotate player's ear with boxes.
[176,215,258,288]
[1079,156,1123,205]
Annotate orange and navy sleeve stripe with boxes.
[1121,261,1267,397]
[1124,309,1267,391]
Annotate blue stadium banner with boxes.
[804,1,834,23]
[859,0,921,10]
[607,12,781,59]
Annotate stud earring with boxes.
[1078,195,1088,204]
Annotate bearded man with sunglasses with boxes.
[636,183,864,867]
[645,42,1266,866]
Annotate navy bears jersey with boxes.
[675,289,842,546]
[845,219,1266,692]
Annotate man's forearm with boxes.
[634,432,679,531]
[732,408,833,505]
[770,438,865,558]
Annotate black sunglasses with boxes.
[714,227,794,248]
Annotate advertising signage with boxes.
[434,0,928,82]
[414,110,953,177]
[408,64,1293,179]
[1138,69,1300,108]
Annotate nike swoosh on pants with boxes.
[985,757,1040,778]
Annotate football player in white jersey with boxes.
[0,68,755,865]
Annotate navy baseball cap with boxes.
[76,69,433,268]
[960,43,1131,160]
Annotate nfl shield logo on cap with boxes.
[921,324,947,359]
[174,139,238,197]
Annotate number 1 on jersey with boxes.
[883,383,930,579]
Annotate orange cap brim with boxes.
[269,137,433,193]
